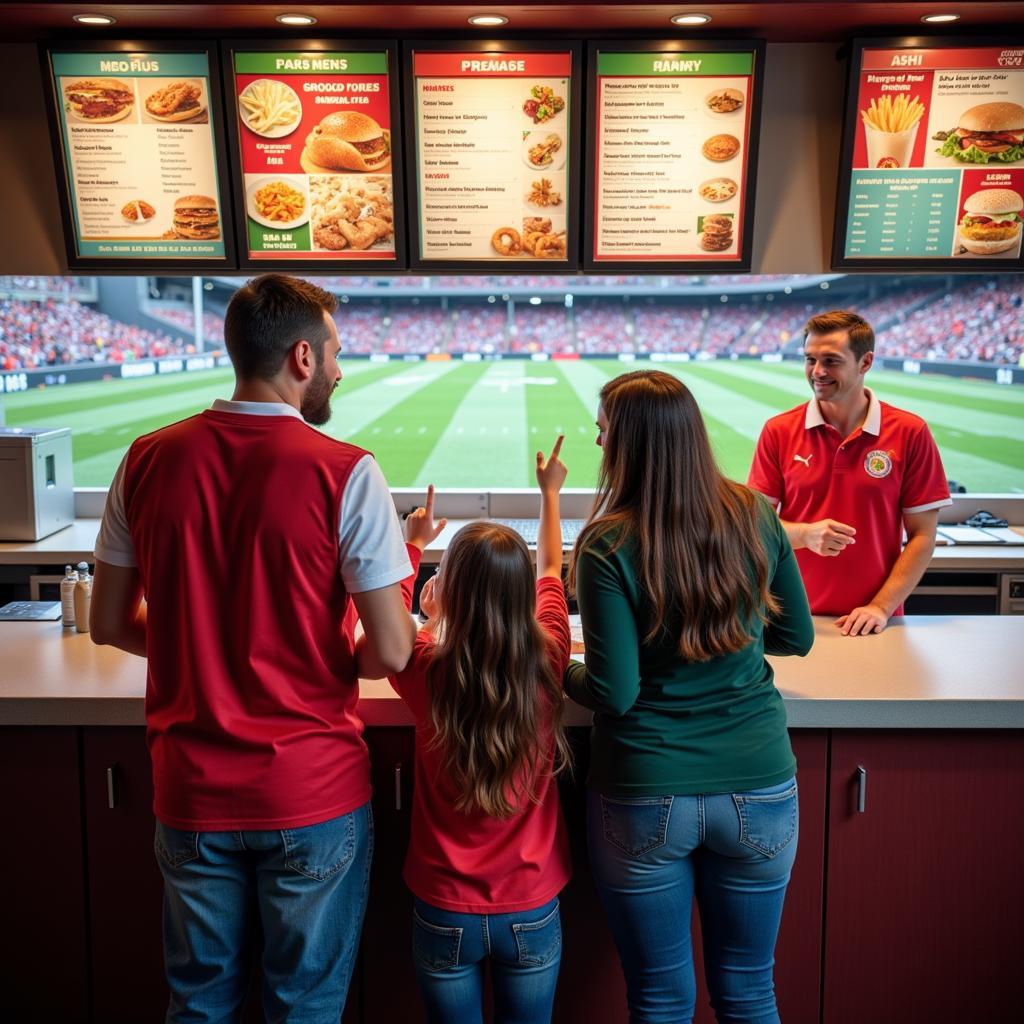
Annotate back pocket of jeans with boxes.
[154,822,199,869]
[512,901,561,967]
[412,910,462,972]
[733,783,798,858]
[601,795,673,856]
[282,811,356,881]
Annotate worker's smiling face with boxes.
[804,330,871,404]
[300,313,342,426]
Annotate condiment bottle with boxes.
[74,562,92,634]
[60,565,78,628]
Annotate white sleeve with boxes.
[338,455,412,594]
[93,454,137,567]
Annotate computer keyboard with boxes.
[492,519,586,546]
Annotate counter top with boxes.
[1,616,1021,729]
[2,519,1024,570]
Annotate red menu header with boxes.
[861,47,1024,71]
[413,52,572,78]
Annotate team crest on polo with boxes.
[864,449,894,478]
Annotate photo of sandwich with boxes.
[934,102,1024,164]
[121,200,156,224]
[706,88,744,114]
[301,112,391,174]
[699,213,734,252]
[63,78,134,123]
[956,188,1023,256]
[143,80,206,123]
[171,195,220,241]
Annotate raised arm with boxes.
[535,435,566,580]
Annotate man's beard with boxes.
[301,357,335,426]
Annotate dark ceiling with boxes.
[5,2,1023,43]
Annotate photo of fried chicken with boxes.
[310,176,394,252]
[144,80,206,122]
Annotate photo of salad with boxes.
[523,84,565,124]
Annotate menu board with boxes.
[46,48,231,266]
[834,40,1024,269]
[585,43,764,272]
[226,46,401,267]
[407,45,579,268]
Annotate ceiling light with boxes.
[275,14,318,26]
[73,14,116,25]
[921,13,960,23]
[671,13,713,26]
[468,15,509,27]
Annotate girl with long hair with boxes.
[566,371,814,1024]
[393,438,573,1024]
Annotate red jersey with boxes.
[391,556,572,913]
[747,391,950,616]
[122,409,375,830]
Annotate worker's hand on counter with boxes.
[801,519,856,557]
[405,484,448,551]
[835,603,888,636]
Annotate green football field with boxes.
[4,358,1023,492]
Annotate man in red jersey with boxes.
[90,275,417,1022]
[748,310,951,636]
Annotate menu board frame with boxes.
[832,36,1024,272]
[403,39,583,272]
[221,38,406,272]
[41,39,237,272]
[583,38,766,274]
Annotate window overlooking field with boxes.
[1,273,1022,493]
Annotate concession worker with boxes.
[748,310,951,636]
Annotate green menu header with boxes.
[597,52,754,76]
[234,52,388,75]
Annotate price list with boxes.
[845,171,959,257]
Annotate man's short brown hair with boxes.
[803,310,875,361]
[224,274,338,380]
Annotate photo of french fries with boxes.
[860,93,926,169]
[239,79,302,138]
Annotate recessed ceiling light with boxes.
[275,13,318,26]
[671,13,713,26]
[73,14,116,25]
[921,13,960,23]
[468,15,509,27]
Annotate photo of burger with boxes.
[956,188,1023,256]
[934,102,1024,164]
[301,111,391,174]
[63,78,134,123]
[171,195,220,241]
[699,213,734,252]
[143,80,206,123]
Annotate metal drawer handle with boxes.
[106,765,117,810]
[856,765,867,813]
[394,764,402,812]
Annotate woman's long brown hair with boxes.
[568,370,779,662]
[427,523,571,819]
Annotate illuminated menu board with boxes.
[45,46,233,268]
[584,42,765,272]
[834,39,1024,270]
[224,42,403,268]
[406,43,581,269]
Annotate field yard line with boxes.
[321,361,462,441]
[554,360,612,419]
[414,361,527,487]
[663,366,781,441]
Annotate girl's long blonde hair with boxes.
[427,522,571,819]
[568,370,779,662]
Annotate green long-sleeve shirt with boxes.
[564,503,814,796]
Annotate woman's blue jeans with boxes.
[587,778,798,1024]
[411,895,562,1024]
[154,802,373,1024]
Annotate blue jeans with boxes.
[411,895,563,1024]
[154,802,373,1024]
[588,779,798,1024]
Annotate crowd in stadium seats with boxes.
[2,276,1022,371]
[0,297,192,371]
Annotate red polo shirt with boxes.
[748,390,951,616]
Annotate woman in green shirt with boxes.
[565,370,814,1024]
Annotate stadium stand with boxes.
[2,276,1022,369]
